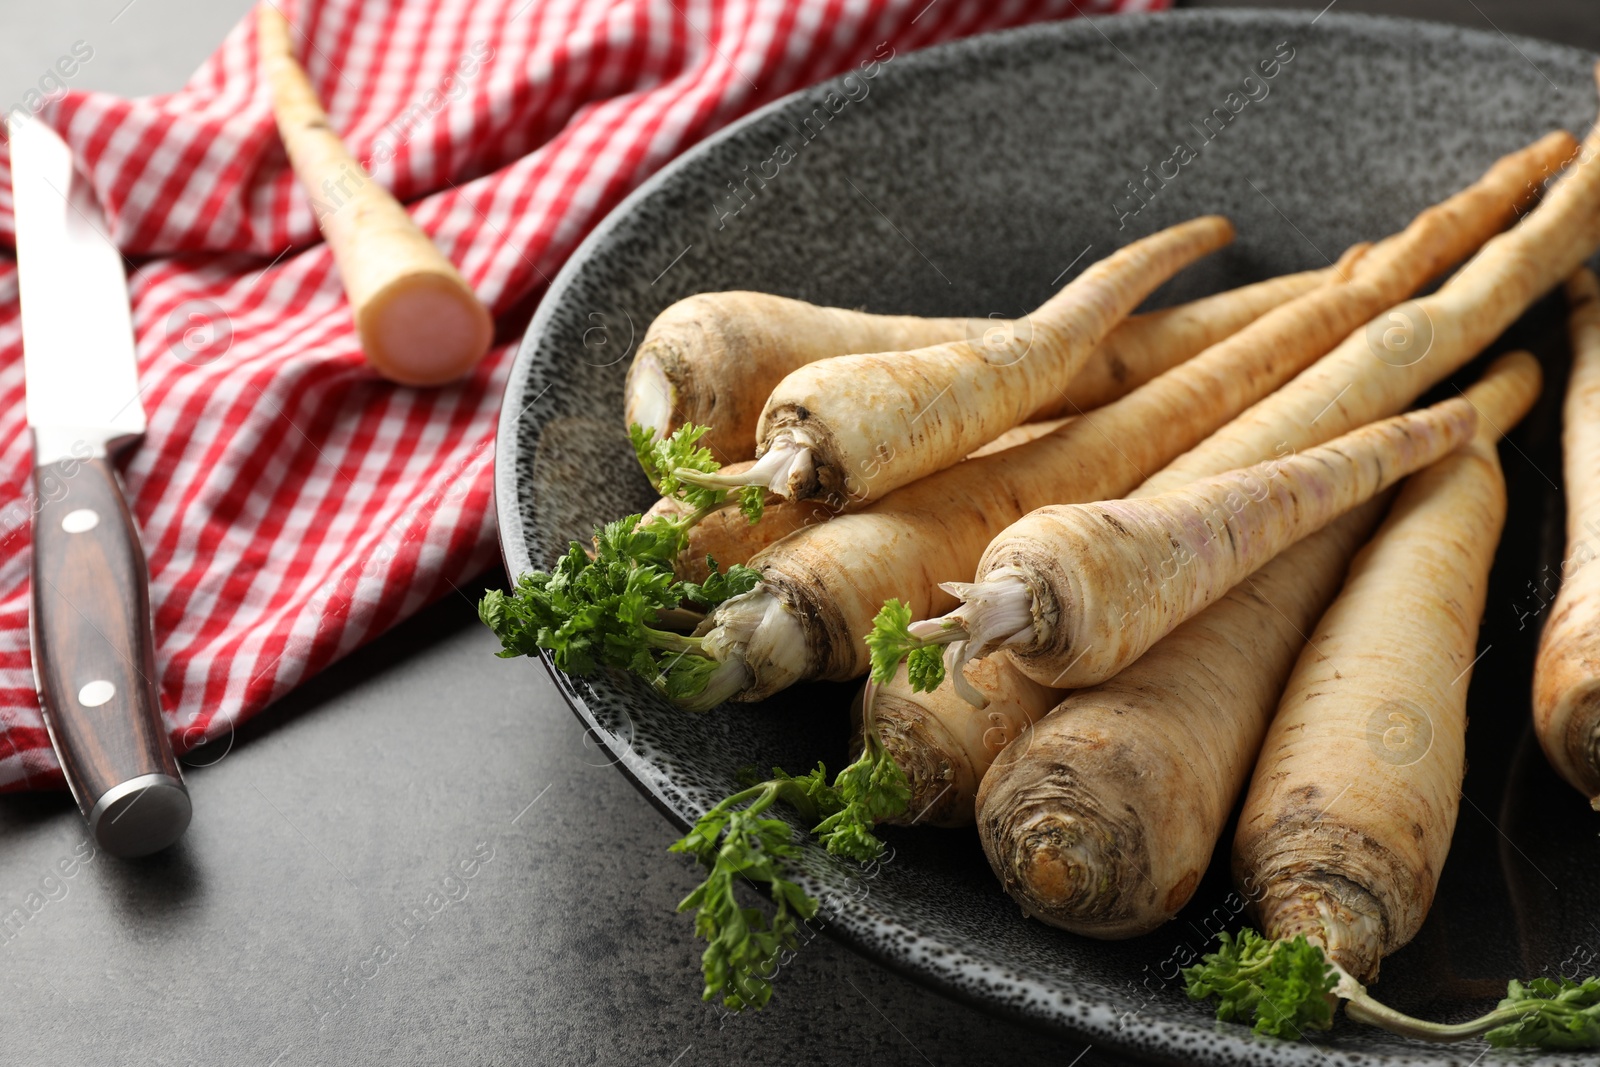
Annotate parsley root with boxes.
[679,274,1364,710]
[258,5,492,385]
[646,418,1073,585]
[974,501,1386,937]
[1229,353,1537,984]
[871,652,1060,828]
[1184,357,1593,1050]
[1533,267,1600,804]
[643,468,836,585]
[689,126,1575,703]
[1040,260,1352,419]
[691,216,1235,505]
[900,391,1480,693]
[627,267,1337,460]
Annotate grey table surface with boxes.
[0,2,1594,1065]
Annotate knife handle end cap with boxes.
[89,774,191,858]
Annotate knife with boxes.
[8,112,191,858]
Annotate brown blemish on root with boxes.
[1165,869,1201,914]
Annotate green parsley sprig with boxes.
[629,422,765,524]
[813,727,912,861]
[1186,928,1600,1049]
[673,683,912,1011]
[1484,977,1600,1048]
[1184,930,1336,1039]
[864,598,963,692]
[670,764,838,1011]
[479,423,764,701]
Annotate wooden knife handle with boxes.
[30,456,190,857]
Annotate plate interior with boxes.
[497,11,1600,1064]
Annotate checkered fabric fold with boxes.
[0,0,1164,790]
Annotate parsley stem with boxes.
[645,627,709,655]
[1336,959,1590,1044]
[1345,990,1567,1042]
[707,771,841,827]
[653,605,706,632]
[906,617,970,646]
[685,497,740,525]
[713,781,780,821]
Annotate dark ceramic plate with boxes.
[495,9,1600,1064]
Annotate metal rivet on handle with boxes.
[78,680,115,707]
[61,509,99,533]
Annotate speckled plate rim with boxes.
[494,9,1600,1064]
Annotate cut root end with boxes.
[623,354,674,443]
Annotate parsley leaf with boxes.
[1185,931,1600,1048]
[680,561,762,610]
[1485,977,1600,1049]
[479,512,728,699]
[738,484,766,524]
[654,652,726,702]
[864,599,951,691]
[865,599,918,685]
[906,645,946,693]
[483,423,771,703]
[812,738,911,862]
[670,659,918,1008]
[1184,930,1336,1039]
[632,422,727,514]
[671,765,843,1011]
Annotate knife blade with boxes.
[9,111,191,858]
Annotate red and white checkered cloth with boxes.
[0,0,1164,791]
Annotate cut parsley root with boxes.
[627,265,1338,461]
[1533,268,1600,804]
[478,424,765,698]
[691,216,1235,506]
[974,501,1386,938]
[1186,930,1600,1047]
[258,6,493,385]
[875,391,1480,695]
